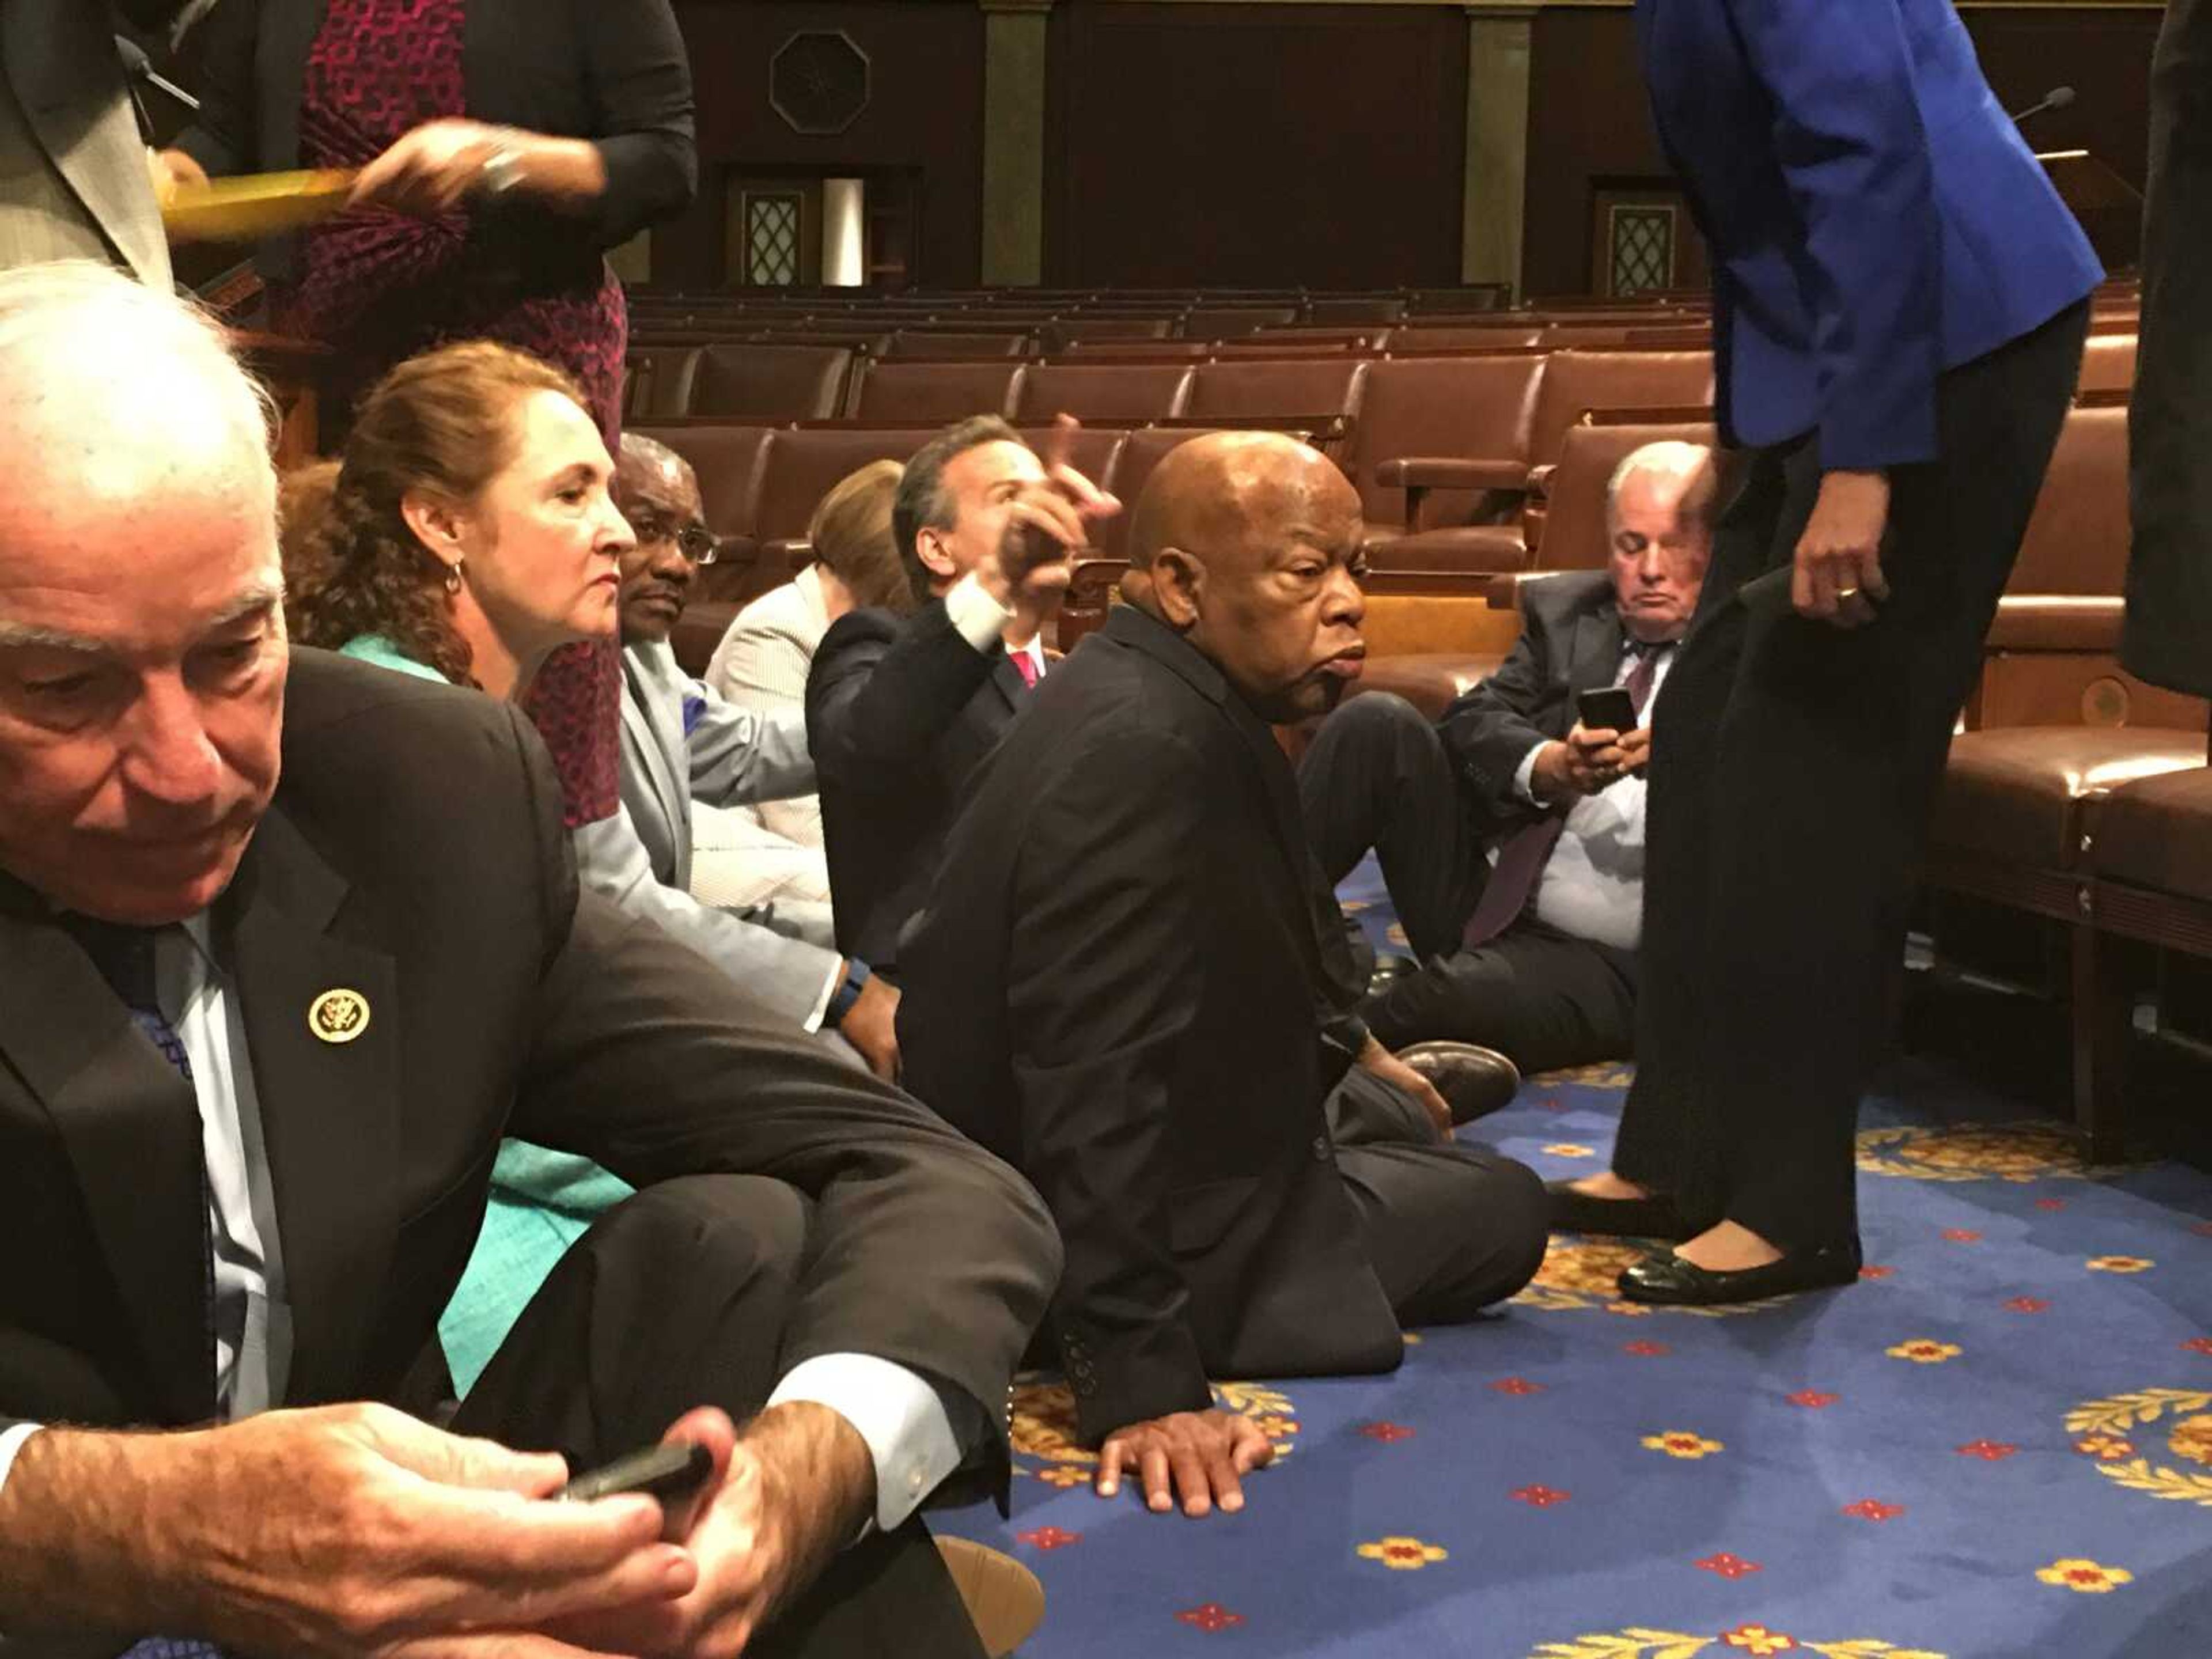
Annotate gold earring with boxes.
[444,559,464,596]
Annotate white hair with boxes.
[0,260,275,488]
[1605,440,1717,524]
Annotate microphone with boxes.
[115,35,203,115]
[2011,85,2076,125]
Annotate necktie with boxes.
[1010,649,1040,690]
[1461,643,1669,950]
[67,921,217,1380]
[68,923,230,1659]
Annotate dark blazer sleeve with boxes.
[500,706,1058,1449]
[171,0,259,176]
[1718,0,1942,469]
[572,0,696,247]
[1006,726,1217,1443]
[807,603,1002,790]
[1438,624,1566,821]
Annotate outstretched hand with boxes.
[1096,1407,1275,1518]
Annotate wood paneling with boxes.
[1521,4,2158,297]
[664,0,987,289]
[1044,1,1467,287]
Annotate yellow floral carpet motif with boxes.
[2064,1387,2212,1507]
[1531,1629,1945,1658]
[1855,1121,2096,1184]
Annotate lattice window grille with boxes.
[745,195,802,287]
[1609,204,1676,298]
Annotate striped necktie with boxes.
[67,922,232,1659]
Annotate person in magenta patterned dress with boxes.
[165,0,695,826]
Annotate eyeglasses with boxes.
[631,514,719,565]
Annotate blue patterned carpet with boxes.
[933,864,2212,1658]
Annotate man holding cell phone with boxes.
[1301,441,1717,1084]
[0,266,1056,1659]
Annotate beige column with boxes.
[980,0,1055,286]
[1463,4,1536,296]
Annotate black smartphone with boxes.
[1576,686,1638,733]
[555,1441,714,1508]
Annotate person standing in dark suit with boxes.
[898,431,1548,1522]
[1300,442,1717,1073]
[0,264,1054,1659]
[807,417,1113,979]
[1554,0,2101,1306]
[2126,0,2212,700]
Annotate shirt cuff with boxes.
[802,956,844,1035]
[1513,741,1546,805]
[768,1355,980,1535]
[943,573,1016,654]
[0,1423,41,1496]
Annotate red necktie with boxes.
[1011,650,1039,690]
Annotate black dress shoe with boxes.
[1395,1040,1521,1123]
[1616,1239,1863,1306]
[1544,1181,1691,1240]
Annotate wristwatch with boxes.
[828,958,873,1027]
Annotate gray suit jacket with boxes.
[0,1,175,286]
[584,641,836,1028]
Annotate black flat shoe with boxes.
[1545,1181,1691,1240]
[1616,1239,1863,1306]
[1396,1040,1521,1124]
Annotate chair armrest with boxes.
[1983,595,2124,652]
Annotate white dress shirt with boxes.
[944,571,1046,678]
[1508,645,1676,953]
[0,918,976,1533]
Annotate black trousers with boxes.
[1301,693,1638,1072]
[454,1176,986,1659]
[1326,1066,1551,1321]
[1611,301,2089,1252]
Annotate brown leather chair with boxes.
[1183,305,1300,339]
[2077,333,2137,396]
[1389,326,1550,351]
[1038,319,1176,354]
[1184,358,1369,423]
[623,345,700,420]
[1344,353,1548,551]
[1305,297,1408,325]
[1013,362,1195,423]
[688,344,854,421]
[881,331,1033,360]
[849,360,1024,423]
[1012,425,1130,503]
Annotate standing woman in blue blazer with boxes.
[1551,0,2101,1304]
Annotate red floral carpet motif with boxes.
[1175,1604,1244,1632]
[930,1010,2211,1659]
[1696,1553,1763,1580]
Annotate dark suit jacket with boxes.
[0,652,1055,1470]
[806,600,1029,975]
[2126,0,2212,698]
[1637,0,2099,469]
[897,605,1403,1446]
[1439,570,1626,836]
[173,0,695,284]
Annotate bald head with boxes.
[1128,431,1368,722]
[0,262,287,924]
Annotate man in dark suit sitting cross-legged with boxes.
[897,431,1547,1527]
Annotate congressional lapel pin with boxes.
[308,988,372,1045]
